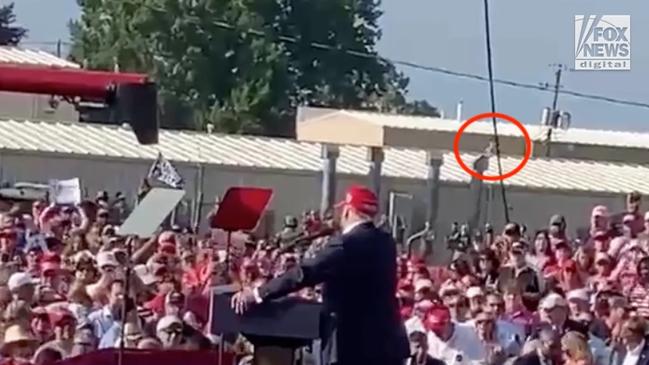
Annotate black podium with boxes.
[209,286,323,365]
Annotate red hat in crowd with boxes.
[41,252,61,264]
[398,280,413,292]
[159,243,177,256]
[48,309,75,327]
[0,228,16,239]
[592,205,609,218]
[40,262,60,275]
[562,259,578,272]
[158,231,177,255]
[424,305,451,333]
[593,230,608,240]
[335,185,378,217]
[400,306,413,320]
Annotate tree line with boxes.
[3,1,440,137]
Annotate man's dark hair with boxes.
[503,282,521,296]
[409,331,427,344]
[628,191,642,203]
[485,290,502,300]
[477,248,500,273]
[504,222,522,236]
[623,316,647,336]
[537,323,560,343]
[34,348,63,365]
[182,324,213,350]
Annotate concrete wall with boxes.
[0,150,627,261]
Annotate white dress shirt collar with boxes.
[623,339,645,365]
[342,220,370,235]
[629,339,645,356]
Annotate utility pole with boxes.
[540,64,566,157]
[551,65,562,111]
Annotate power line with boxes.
[21,41,72,45]
[29,20,649,110]
[481,0,510,223]
[209,20,649,110]
[394,60,649,109]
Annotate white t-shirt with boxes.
[428,322,486,365]
[405,316,426,335]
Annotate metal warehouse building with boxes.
[0,108,647,258]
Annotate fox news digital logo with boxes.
[575,15,630,70]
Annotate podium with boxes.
[210,288,323,365]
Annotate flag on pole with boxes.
[148,152,184,189]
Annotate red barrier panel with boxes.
[56,349,236,365]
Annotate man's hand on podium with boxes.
[231,287,258,314]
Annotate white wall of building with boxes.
[0,92,79,122]
[0,150,626,261]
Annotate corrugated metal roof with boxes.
[336,109,649,150]
[0,47,80,68]
[0,119,647,195]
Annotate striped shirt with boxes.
[627,282,649,319]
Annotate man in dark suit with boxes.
[514,326,561,365]
[613,316,649,365]
[231,185,409,365]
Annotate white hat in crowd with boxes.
[72,250,95,264]
[567,289,590,303]
[466,286,484,299]
[540,293,567,310]
[414,279,434,292]
[156,315,183,333]
[414,300,435,311]
[594,252,611,264]
[7,272,33,292]
[96,251,118,268]
[133,264,156,286]
[1,324,37,353]
[439,283,460,297]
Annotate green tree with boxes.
[70,0,438,136]
[0,3,27,46]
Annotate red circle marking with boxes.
[452,112,532,182]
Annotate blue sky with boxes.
[6,0,648,131]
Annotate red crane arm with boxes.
[0,63,158,145]
[0,64,149,100]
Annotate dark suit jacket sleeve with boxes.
[257,238,344,301]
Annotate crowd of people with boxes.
[0,187,340,365]
[400,191,649,365]
[0,183,649,365]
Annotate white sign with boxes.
[48,178,81,205]
[575,15,631,70]
[118,188,185,237]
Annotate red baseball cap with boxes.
[400,306,413,320]
[41,262,60,274]
[158,231,176,245]
[335,185,378,216]
[41,252,61,264]
[159,242,177,256]
[562,259,578,272]
[593,230,608,240]
[48,309,75,326]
